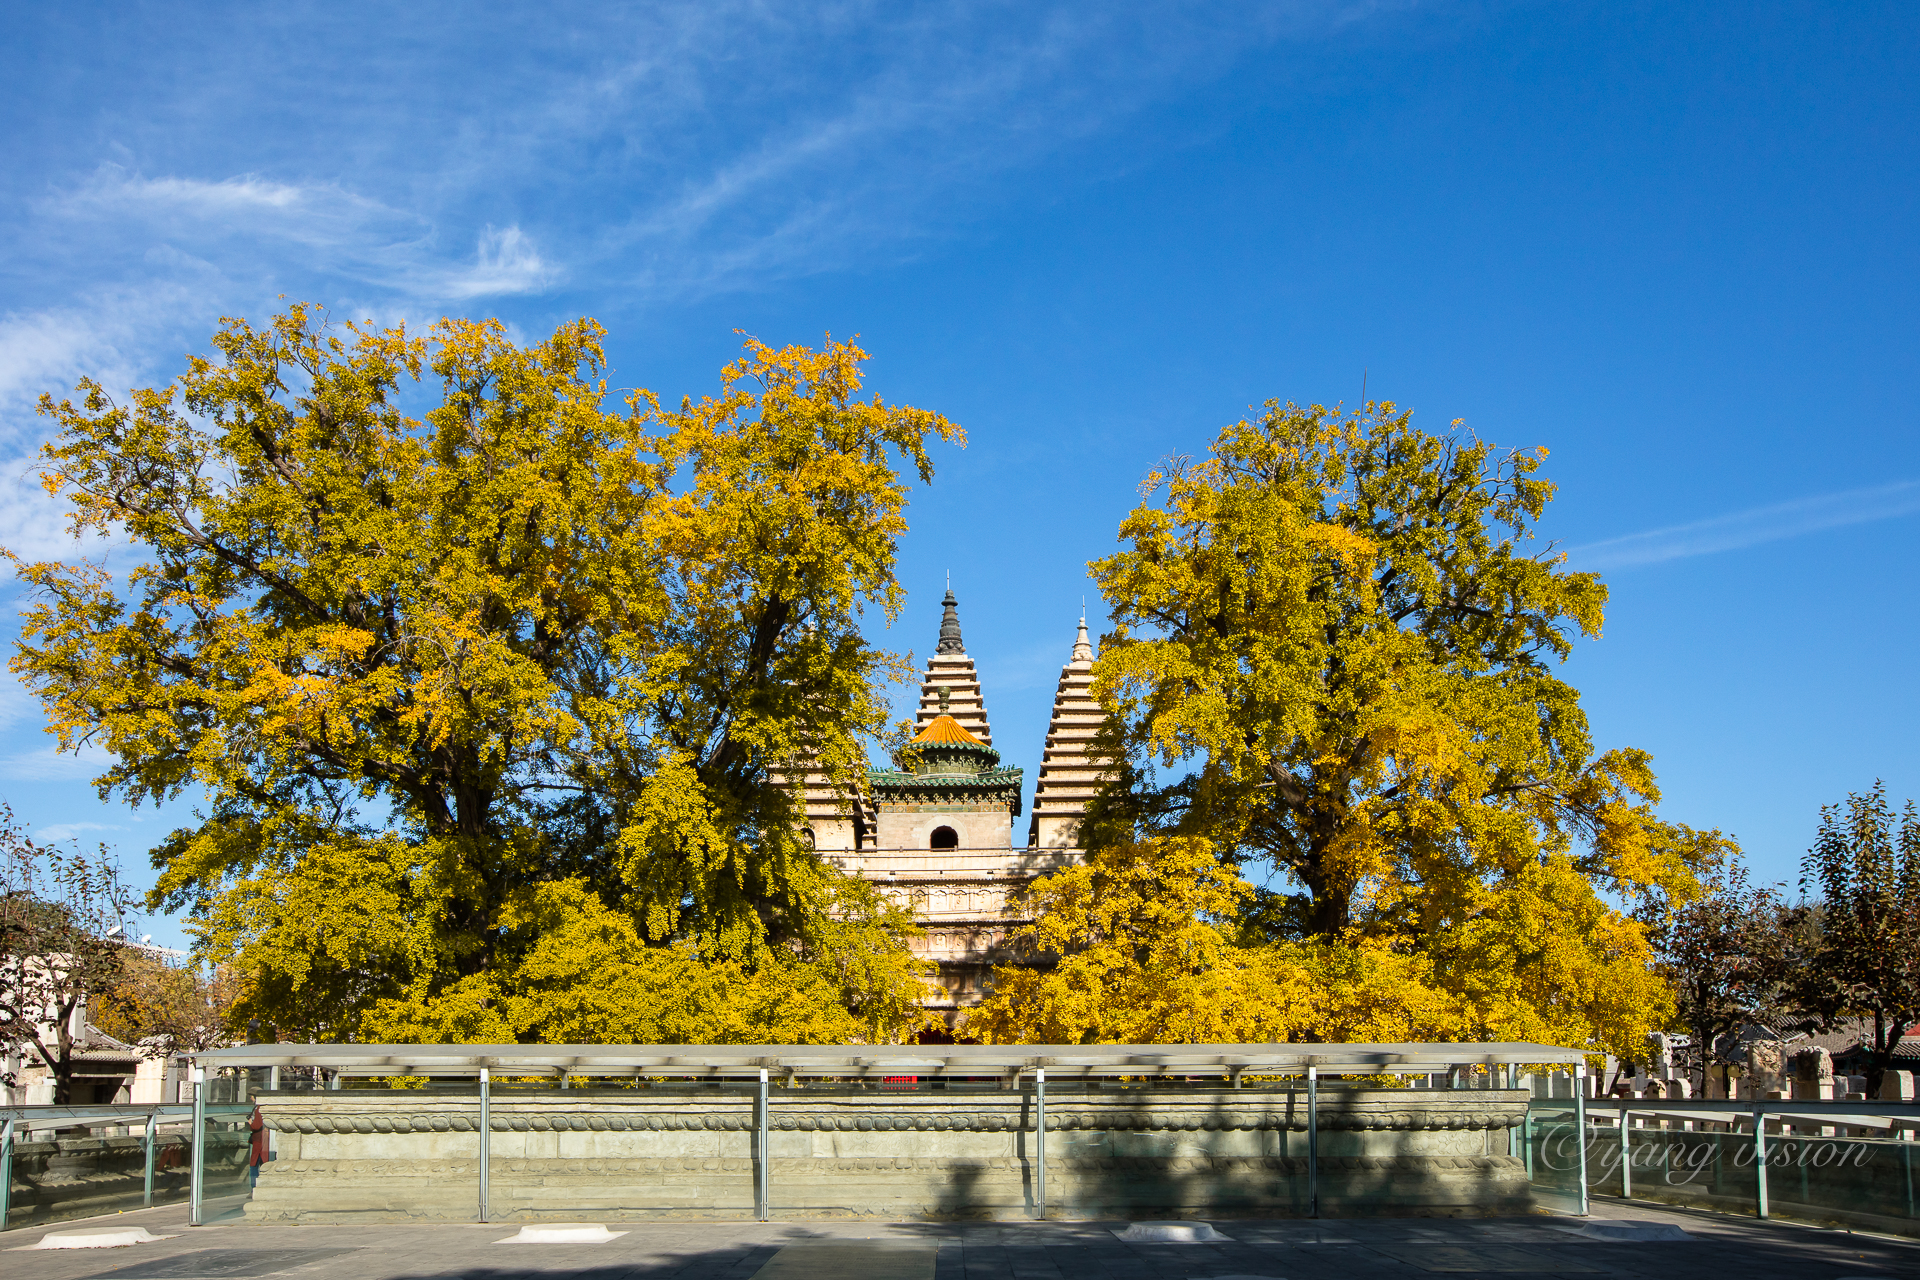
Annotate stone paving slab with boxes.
[92,1249,361,1279]
[2,1197,1915,1280]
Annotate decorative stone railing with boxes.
[248,1087,1529,1222]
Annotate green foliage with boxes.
[1653,862,1800,1082]
[1795,782,1920,1094]
[10,306,957,1042]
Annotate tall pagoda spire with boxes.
[936,588,966,655]
[912,585,992,745]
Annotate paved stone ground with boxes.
[4,1197,1915,1280]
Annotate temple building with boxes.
[800,589,1109,1025]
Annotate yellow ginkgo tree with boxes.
[969,837,1462,1047]
[1069,400,1733,1059]
[10,305,956,1043]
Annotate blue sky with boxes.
[2,2,1916,948]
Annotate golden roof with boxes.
[910,714,985,747]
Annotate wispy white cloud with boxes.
[34,820,122,844]
[592,6,1291,294]
[0,743,111,784]
[0,274,235,567]
[6,2,1418,319]
[0,677,35,736]
[0,285,180,414]
[1566,480,1920,571]
[63,169,409,238]
[46,166,557,303]
[437,225,555,299]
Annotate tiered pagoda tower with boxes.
[1028,616,1104,849]
[803,589,1110,1025]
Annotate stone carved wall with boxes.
[247,1087,1532,1222]
[268,1104,1520,1135]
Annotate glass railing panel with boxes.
[1517,1099,1584,1214]
[0,1104,254,1232]
[1609,1120,1760,1214]
[1525,1099,1919,1236]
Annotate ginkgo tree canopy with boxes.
[1086,399,1731,941]
[1025,400,1738,1060]
[10,305,958,1042]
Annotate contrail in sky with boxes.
[1566,480,1920,571]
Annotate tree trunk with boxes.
[1867,1009,1888,1100]
[53,1041,74,1106]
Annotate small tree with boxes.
[90,949,239,1059]
[0,804,137,1104]
[1654,863,1799,1092]
[1796,783,1920,1097]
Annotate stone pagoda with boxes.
[800,589,1108,1025]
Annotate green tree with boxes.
[1083,400,1728,1053]
[1795,783,1920,1096]
[10,306,957,1042]
[1652,862,1800,1091]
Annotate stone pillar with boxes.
[1745,1042,1785,1098]
[1791,1047,1835,1102]
[1881,1071,1917,1140]
[1647,1032,1675,1084]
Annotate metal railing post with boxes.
[756,1068,769,1222]
[1501,1066,1512,1158]
[143,1108,158,1207]
[1619,1100,1631,1198]
[477,1067,490,1224]
[1307,1065,1320,1218]
[1034,1067,1047,1220]
[0,1117,14,1232]
[1753,1098,1769,1219]
[189,1066,206,1226]
[1574,1063,1589,1217]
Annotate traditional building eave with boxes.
[866,768,1024,813]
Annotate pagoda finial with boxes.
[936,586,965,655]
[1072,612,1093,664]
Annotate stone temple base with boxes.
[249,1086,1532,1222]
